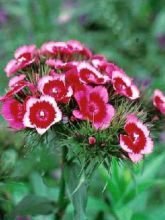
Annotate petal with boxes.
[112,71,132,87]
[93,104,115,130]
[105,62,125,79]
[91,86,109,103]
[4,59,18,77]
[73,110,84,120]
[38,76,54,92]
[67,40,84,51]
[46,59,65,69]
[14,44,36,59]
[129,84,140,100]
[136,121,150,137]
[153,89,165,103]
[9,74,26,88]
[126,114,138,123]
[78,62,110,84]
[120,134,133,153]
[128,153,143,163]
[140,137,154,154]
[1,98,25,130]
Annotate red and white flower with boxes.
[9,74,26,88]
[112,71,140,100]
[4,45,36,77]
[104,62,125,79]
[67,40,92,58]
[67,40,84,52]
[77,62,110,85]
[91,55,107,69]
[73,86,115,129]
[153,89,165,115]
[1,98,25,130]
[0,81,30,102]
[120,114,154,163]
[23,95,62,135]
[40,41,70,56]
[38,74,73,103]
[46,59,79,71]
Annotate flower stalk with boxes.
[55,146,69,220]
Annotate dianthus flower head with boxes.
[153,89,165,115]
[120,114,154,163]
[0,40,157,169]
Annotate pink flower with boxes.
[9,74,26,88]
[4,45,36,76]
[120,114,154,163]
[40,41,70,56]
[1,98,25,130]
[46,59,66,69]
[67,40,92,58]
[153,89,165,115]
[77,62,110,85]
[23,96,62,135]
[105,62,125,79]
[88,136,96,145]
[73,86,115,129]
[46,59,79,71]
[38,74,73,103]
[112,71,140,100]
[67,40,84,52]
[0,81,29,102]
[91,55,107,69]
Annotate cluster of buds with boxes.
[0,40,164,164]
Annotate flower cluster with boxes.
[0,40,161,163]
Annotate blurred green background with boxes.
[0,0,165,219]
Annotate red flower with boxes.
[1,98,25,130]
[23,96,62,135]
[4,45,36,77]
[112,71,140,100]
[153,89,165,115]
[73,86,115,129]
[38,74,73,103]
[77,62,110,85]
[120,114,154,163]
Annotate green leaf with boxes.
[131,212,151,220]
[64,162,88,220]
[7,195,55,219]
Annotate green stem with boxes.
[55,146,69,220]
[64,161,88,220]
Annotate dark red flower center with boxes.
[29,101,56,128]
[17,53,32,63]
[43,80,67,101]
[86,92,106,122]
